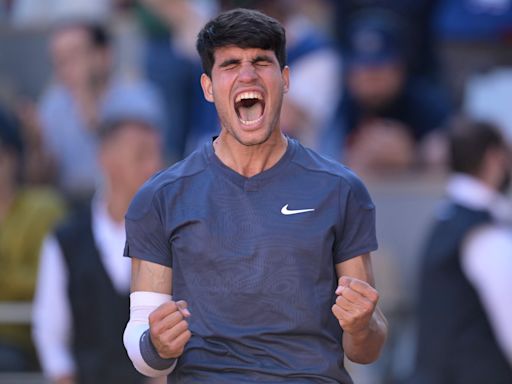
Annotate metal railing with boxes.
[0,302,32,324]
[0,302,47,383]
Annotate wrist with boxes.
[124,291,177,377]
[342,314,387,364]
[343,313,380,340]
[140,329,177,370]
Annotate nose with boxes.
[238,62,258,82]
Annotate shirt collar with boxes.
[446,173,512,222]
[91,194,125,236]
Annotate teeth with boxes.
[235,91,263,103]
[240,115,264,125]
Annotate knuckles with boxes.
[368,290,380,304]
[362,302,373,314]
[157,325,192,358]
[176,319,189,332]
[167,330,192,356]
[149,302,178,324]
[168,340,183,354]
[337,283,380,306]
[146,301,192,359]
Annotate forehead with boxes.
[212,46,278,64]
[102,121,158,145]
[51,27,91,52]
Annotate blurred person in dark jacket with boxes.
[32,87,164,384]
[414,118,512,383]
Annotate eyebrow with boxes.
[218,54,275,68]
[218,58,241,68]
[252,55,274,64]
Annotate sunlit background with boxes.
[0,0,511,383]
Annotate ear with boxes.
[480,146,507,189]
[482,146,501,170]
[200,73,214,103]
[282,66,290,94]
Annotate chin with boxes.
[232,127,274,147]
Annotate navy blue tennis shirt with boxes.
[124,138,377,383]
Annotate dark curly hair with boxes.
[196,8,287,77]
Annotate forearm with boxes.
[342,306,388,364]
[124,291,176,377]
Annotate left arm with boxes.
[32,236,76,382]
[332,253,388,364]
[462,226,512,364]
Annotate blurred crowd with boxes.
[0,0,511,383]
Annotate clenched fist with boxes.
[331,276,380,335]
[149,300,192,359]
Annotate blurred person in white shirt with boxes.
[32,87,164,384]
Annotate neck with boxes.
[213,131,288,178]
[103,183,131,224]
[91,72,109,97]
[71,78,108,130]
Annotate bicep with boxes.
[131,258,173,294]
[335,253,375,287]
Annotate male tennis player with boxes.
[123,8,387,383]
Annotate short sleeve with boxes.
[124,185,172,268]
[334,174,378,264]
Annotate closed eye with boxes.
[255,60,271,67]
[219,59,240,70]
[252,55,274,67]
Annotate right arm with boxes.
[124,258,191,377]
[123,185,191,376]
[131,257,173,294]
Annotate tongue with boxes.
[238,101,263,122]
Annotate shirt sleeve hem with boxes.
[334,243,378,265]
[124,251,172,269]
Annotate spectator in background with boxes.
[413,118,512,383]
[249,0,342,150]
[433,0,512,105]
[330,0,440,79]
[8,0,112,27]
[0,104,65,372]
[32,87,164,384]
[38,21,166,204]
[137,0,219,161]
[322,10,452,174]
[464,66,512,143]
[9,0,113,28]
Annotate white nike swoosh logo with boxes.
[281,204,315,215]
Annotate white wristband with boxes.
[123,291,177,377]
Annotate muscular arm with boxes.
[124,258,191,377]
[333,253,388,364]
[129,258,191,359]
[131,257,173,294]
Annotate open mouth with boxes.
[234,91,265,126]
